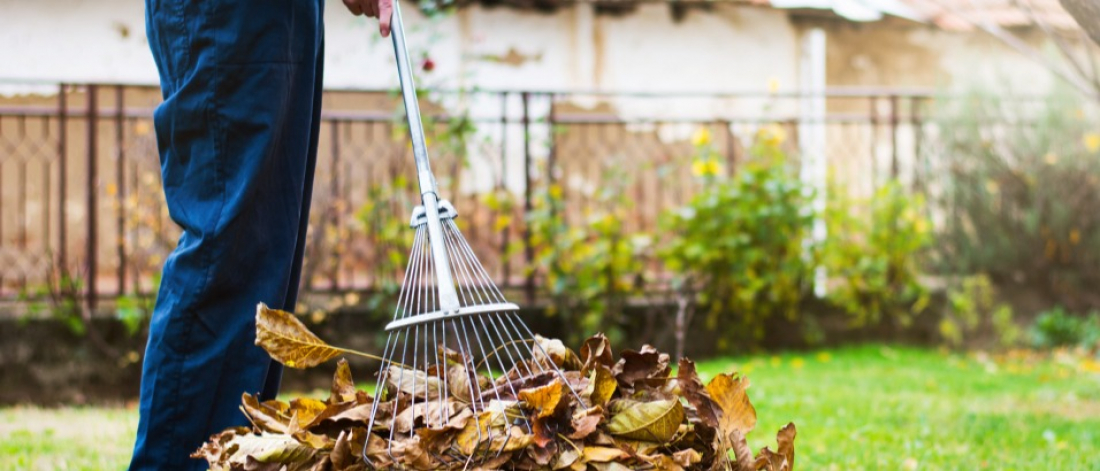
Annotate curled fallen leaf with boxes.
[706,372,757,437]
[606,398,685,443]
[255,303,385,369]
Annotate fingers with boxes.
[343,0,392,38]
[342,0,363,15]
[378,0,393,37]
[361,0,378,18]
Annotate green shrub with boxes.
[1030,306,1100,349]
[822,179,931,327]
[526,163,651,346]
[660,126,816,349]
[939,275,1020,348]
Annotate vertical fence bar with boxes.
[58,84,68,270]
[890,94,899,180]
[868,96,878,185]
[911,96,923,193]
[86,84,99,313]
[498,92,510,285]
[329,119,341,290]
[18,117,28,252]
[721,119,735,175]
[521,91,534,303]
[115,85,126,295]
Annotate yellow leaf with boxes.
[584,365,617,407]
[254,303,385,368]
[518,379,563,418]
[606,399,684,443]
[581,446,627,463]
[705,373,757,436]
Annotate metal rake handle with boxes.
[389,0,462,312]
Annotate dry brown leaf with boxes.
[519,378,564,418]
[534,335,583,370]
[224,433,315,467]
[706,372,757,437]
[588,461,634,471]
[579,333,615,375]
[613,345,671,391]
[329,430,352,469]
[415,407,472,453]
[568,406,603,440]
[755,422,797,471]
[456,409,515,455]
[393,398,458,433]
[388,435,439,470]
[329,359,357,405]
[676,358,722,430]
[386,365,443,400]
[606,399,684,443]
[552,447,581,469]
[255,303,383,368]
[241,393,290,434]
[728,429,755,471]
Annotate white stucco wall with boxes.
[0,0,1078,195]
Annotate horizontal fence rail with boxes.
[0,83,932,311]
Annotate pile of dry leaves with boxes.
[193,304,796,470]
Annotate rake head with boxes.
[361,200,584,467]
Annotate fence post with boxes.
[58,84,68,271]
[115,85,126,295]
[86,84,98,313]
[522,91,534,304]
[911,96,923,193]
[329,119,340,290]
[499,92,510,285]
[890,94,899,180]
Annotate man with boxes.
[130,1,391,469]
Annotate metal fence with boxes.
[0,83,931,311]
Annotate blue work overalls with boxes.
[130,1,324,469]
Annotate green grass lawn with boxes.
[3,345,1098,470]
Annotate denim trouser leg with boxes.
[130,2,324,469]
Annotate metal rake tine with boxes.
[505,311,586,405]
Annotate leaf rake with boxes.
[362,1,584,467]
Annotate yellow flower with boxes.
[791,357,805,369]
[1084,133,1100,153]
[769,356,782,367]
[985,180,999,195]
[768,78,780,94]
[816,352,832,363]
[691,158,722,177]
[757,124,787,147]
[1044,153,1058,165]
[494,215,512,232]
[692,128,712,147]
[548,184,563,200]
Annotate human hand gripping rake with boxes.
[362,1,585,467]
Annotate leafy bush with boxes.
[822,180,931,327]
[661,126,817,349]
[932,89,1100,309]
[1030,306,1100,349]
[939,275,1020,348]
[527,163,651,346]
